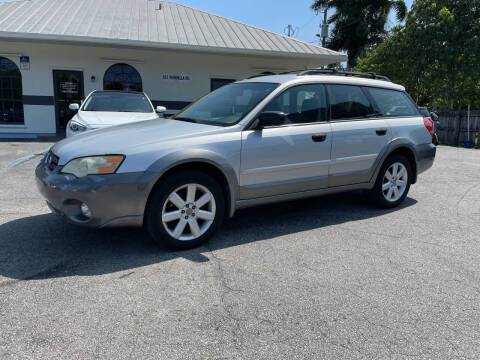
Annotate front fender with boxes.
[142,149,239,217]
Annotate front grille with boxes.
[46,151,59,171]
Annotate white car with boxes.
[66,90,166,137]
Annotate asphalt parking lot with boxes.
[1,142,479,359]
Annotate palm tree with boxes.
[312,0,407,69]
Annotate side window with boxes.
[327,85,375,120]
[366,88,419,117]
[263,84,327,124]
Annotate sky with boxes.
[175,0,414,44]
[0,0,414,45]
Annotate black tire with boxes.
[370,154,412,208]
[145,170,225,250]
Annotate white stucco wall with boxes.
[0,40,331,134]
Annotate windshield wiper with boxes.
[173,117,198,123]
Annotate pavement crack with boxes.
[205,244,246,349]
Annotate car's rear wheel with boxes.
[146,170,225,249]
[370,154,412,208]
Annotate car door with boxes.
[240,84,332,199]
[327,84,392,187]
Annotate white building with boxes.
[0,0,345,137]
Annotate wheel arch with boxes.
[371,141,419,185]
[143,151,238,221]
[388,147,417,183]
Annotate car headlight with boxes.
[61,155,125,178]
[69,120,87,132]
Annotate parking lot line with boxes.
[5,146,51,168]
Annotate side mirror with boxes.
[256,111,286,129]
[69,103,80,111]
[156,106,167,114]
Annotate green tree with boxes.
[356,0,480,109]
[311,0,407,69]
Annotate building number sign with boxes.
[162,74,192,81]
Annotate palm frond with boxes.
[311,0,331,11]
[392,0,407,22]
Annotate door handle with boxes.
[376,128,387,136]
[312,133,327,142]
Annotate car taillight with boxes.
[423,117,434,135]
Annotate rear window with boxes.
[327,85,376,120]
[366,88,419,117]
[418,108,430,117]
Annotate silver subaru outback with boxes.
[36,70,436,249]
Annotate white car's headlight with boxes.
[69,120,87,132]
[61,156,125,178]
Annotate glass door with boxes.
[53,70,84,132]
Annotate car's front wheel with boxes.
[146,170,225,249]
[370,154,412,208]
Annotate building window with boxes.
[104,63,142,92]
[211,78,235,92]
[0,57,24,125]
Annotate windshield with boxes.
[82,92,153,113]
[174,82,279,126]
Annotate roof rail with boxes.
[296,69,391,82]
[248,71,277,79]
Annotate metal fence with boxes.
[437,110,480,147]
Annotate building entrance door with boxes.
[53,70,84,132]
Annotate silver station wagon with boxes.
[36,70,436,249]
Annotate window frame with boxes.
[246,82,422,130]
[103,63,143,93]
[325,84,380,122]
[363,86,421,119]
[246,82,330,130]
[0,56,24,125]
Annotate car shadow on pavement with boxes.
[0,191,417,282]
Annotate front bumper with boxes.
[35,160,153,228]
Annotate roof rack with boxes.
[294,69,391,82]
[248,71,277,79]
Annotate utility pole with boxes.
[284,24,297,37]
[321,8,328,47]
[315,8,329,47]
[287,24,293,37]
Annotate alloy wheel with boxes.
[161,183,216,241]
[382,162,408,202]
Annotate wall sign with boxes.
[20,56,30,70]
[60,82,79,94]
[161,74,192,81]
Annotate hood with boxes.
[53,118,230,164]
[76,111,158,126]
